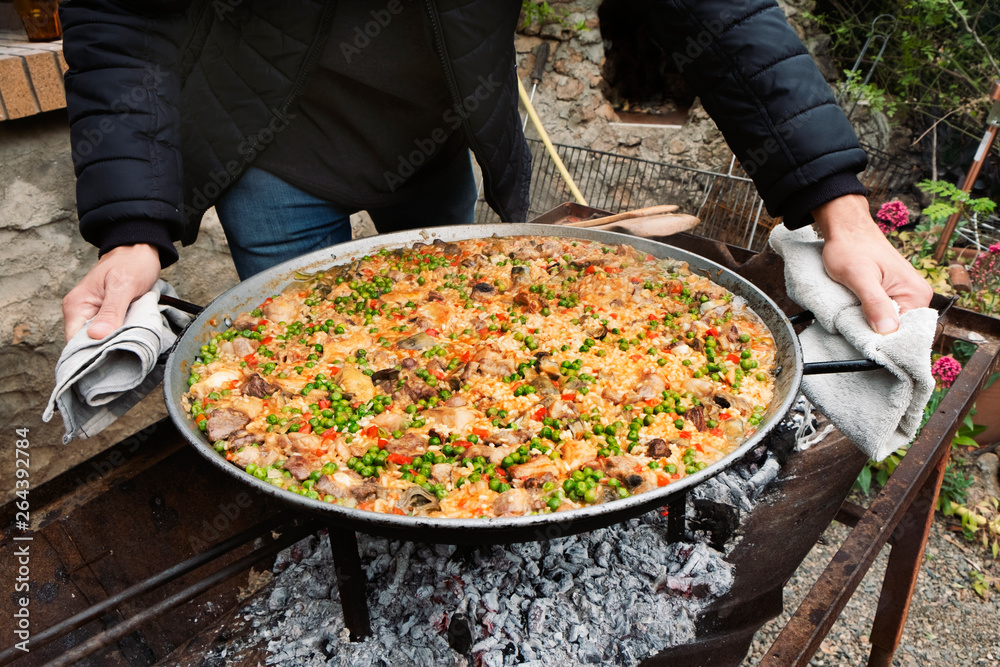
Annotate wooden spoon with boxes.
[559,204,679,228]
[588,213,700,238]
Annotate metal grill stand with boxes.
[3,237,997,667]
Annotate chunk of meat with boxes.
[385,433,428,456]
[282,454,314,481]
[394,375,437,406]
[646,438,671,458]
[485,429,530,446]
[373,411,408,433]
[231,337,259,358]
[513,291,545,313]
[231,312,258,331]
[443,395,467,407]
[492,489,532,517]
[624,373,666,403]
[315,471,378,501]
[602,383,628,405]
[623,470,658,494]
[538,356,560,377]
[474,350,515,377]
[231,443,275,469]
[529,374,559,395]
[507,454,559,479]
[241,374,277,398]
[262,295,301,324]
[602,455,648,484]
[687,405,707,431]
[430,463,453,484]
[397,332,436,350]
[470,282,495,303]
[283,432,323,455]
[334,364,375,403]
[548,400,578,420]
[422,407,478,432]
[582,320,607,340]
[720,418,745,443]
[428,290,445,301]
[682,378,715,399]
[206,408,250,441]
[726,324,742,346]
[510,266,530,285]
[189,369,243,399]
[522,473,556,489]
[229,432,263,450]
[713,392,754,416]
[561,440,598,470]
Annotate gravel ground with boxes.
[746,516,1000,665]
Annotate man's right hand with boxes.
[63,244,162,341]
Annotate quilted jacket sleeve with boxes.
[641,0,868,227]
[61,0,192,267]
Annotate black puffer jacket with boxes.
[61,0,866,268]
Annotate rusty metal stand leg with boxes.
[327,526,372,641]
[667,491,688,543]
[866,453,950,667]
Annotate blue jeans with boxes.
[215,151,477,279]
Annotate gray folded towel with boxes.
[43,280,193,443]
[769,224,937,461]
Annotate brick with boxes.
[22,50,64,111]
[0,52,39,119]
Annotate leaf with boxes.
[857,465,872,495]
[953,435,980,447]
[877,467,890,487]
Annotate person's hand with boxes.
[63,244,162,341]
[813,194,933,334]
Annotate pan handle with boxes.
[802,359,881,375]
[159,294,204,316]
[790,309,888,375]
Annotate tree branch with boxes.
[946,0,1000,80]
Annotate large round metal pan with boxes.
[164,224,803,544]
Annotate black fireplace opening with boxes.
[598,0,694,123]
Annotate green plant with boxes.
[806,1,1000,136]
[917,180,997,227]
[937,462,974,513]
[969,569,999,600]
[842,69,898,117]
[521,0,554,28]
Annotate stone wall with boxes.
[0,111,241,502]
[520,1,833,165]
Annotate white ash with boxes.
[226,417,809,666]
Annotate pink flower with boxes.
[969,244,1000,288]
[875,200,909,235]
[931,355,962,387]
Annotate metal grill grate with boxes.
[476,139,915,253]
[475,139,777,251]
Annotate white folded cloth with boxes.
[43,280,193,443]
[769,224,937,461]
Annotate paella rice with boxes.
[182,236,776,518]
